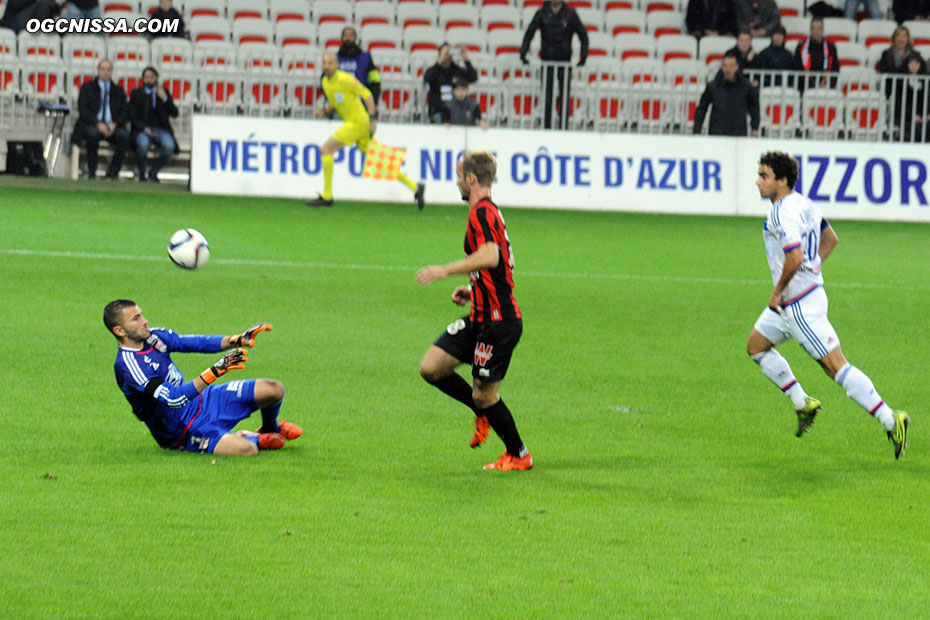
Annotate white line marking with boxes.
[0,247,920,291]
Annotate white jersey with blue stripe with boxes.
[763,191,825,306]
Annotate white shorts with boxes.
[753,286,840,360]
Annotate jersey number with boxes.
[803,231,818,262]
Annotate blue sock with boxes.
[260,399,283,433]
[243,434,259,446]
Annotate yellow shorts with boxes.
[332,120,370,148]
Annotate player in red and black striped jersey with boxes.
[416,151,532,471]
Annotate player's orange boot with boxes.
[483,452,533,471]
[277,420,303,440]
[258,432,285,450]
[470,415,489,448]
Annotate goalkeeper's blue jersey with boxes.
[113,328,225,448]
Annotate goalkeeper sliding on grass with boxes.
[105,299,302,456]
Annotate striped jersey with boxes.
[322,69,372,124]
[113,328,225,448]
[763,191,827,306]
[465,198,521,322]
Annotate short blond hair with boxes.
[462,150,497,188]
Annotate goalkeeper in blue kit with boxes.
[105,299,302,456]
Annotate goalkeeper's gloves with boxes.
[230,322,273,347]
[199,348,248,385]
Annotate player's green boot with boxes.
[795,397,822,437]
[887,411,910,459]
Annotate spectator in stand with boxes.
[792,16,839,89]
[441,78,488,130]
[129,66,178,183]
[693,52,760,136]
[749,24,793,85]
[892,0,930,22]
[878,26,914,73]
[728,30,757,70]
[149,0,185,39]
[844,0,881,20]
[424,44,477,125]
[520,0,588,130]
[1,0,59,32]
[891,51,929,142]
[736,0,780,37]
[66,0,101,20]
[337,26,381,115]
[73,59,129,180]
[686,0,739,38]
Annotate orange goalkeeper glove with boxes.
[230,323,273,347]
[199,348,248,385]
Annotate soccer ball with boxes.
[167,228,210,269]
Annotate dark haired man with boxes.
[105,299,301,456]
[416,151,532,471]
[423,43,478,124]
[129,66,178,182]
[337,26,381,114]
[693,52,759,136]
[746,152,909,458]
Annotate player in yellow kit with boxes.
[307,52,425,208]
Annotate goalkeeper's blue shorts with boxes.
[179,379,257,453]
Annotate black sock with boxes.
[480,399,525,456]
[260,399,282,433]
[427,373,478,413]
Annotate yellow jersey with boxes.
[322,70,372,124]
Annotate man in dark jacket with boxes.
[520,0,588,129]
[337,26,381,115]
[149,0,185,39]
[129,66,178,182]
[0,0,58,32]
[792,16,839,90]
[693,52,760,136]
[748,24,792,86]
[423,43,477,124]
[73,59,129,180]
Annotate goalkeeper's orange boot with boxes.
[258,432,285,450]
[483,451,533,471]
[278,420,303,440]
[470,415,489,448]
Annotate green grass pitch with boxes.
[1,179,929,619]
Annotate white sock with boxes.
[751,350,809,410]
[835,363,895,431]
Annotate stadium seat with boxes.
[904,20,930,46]
[835,41,867,67]
[66,60,97,104]
[759,86,800,137]
[446,27,488,54]
[801,88,844,139]
[160,66,196,102]
[915,42,930,62]
[140,0,161,15]
[656,34,696,62]
[199,68,243,113]
[488,29,523,57]
[407,49,436,78]
[113,60,147,95]
[521,0,544,8]
[478,0,511,7]
[781,16,808,43]
[275,21,316,47]
[311,0,353,26]
[614,33,656,60]
[622,56,663,83]
[243,70,284,114]
[107,37,150,64]
[355,2,395,28]
[404,25,444,53]
[647,10,684,38]
[108,11,146,37]
[503,75,539,128]
[586,32,614,57]
[439,0,469,6]
[574,8,604,33]
[238,42,280,69]
[186,0,225,19]
[17,32,60,58]
[281,44,320,72]
[361,24,404,50]
[375,48,408,75]
[0,28,15,57]
[629,82,672,132]
[470,80,502,123]
[318,22,346,48]
[857,19,897,48]
[837,65,878,94]
[22,58,65,98]
[285,69,322,116]
[397,3,437,29]
[228,0,268,21]
[194,40,237,67]
[642,0,681,13]
[665,57,705,85]
[378,74,416,120]
[101,0,135,15]
[778,0,804,18]
[480,5,521,32]
[233,18,275,45]
[697,35,734,65]
[151,37,193,67]
[866,43,884,70]
[189,16,232,43]
[440,4,480,30]
[467,51,496,79]
[269,0,311,22]
[604,0,639,12]
[63,35,107,63]
[606,9,646,36]
[844,91,885,140]
[822,17,856,43]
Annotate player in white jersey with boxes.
[746,151,909,459]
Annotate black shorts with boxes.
[433,316,523,382]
